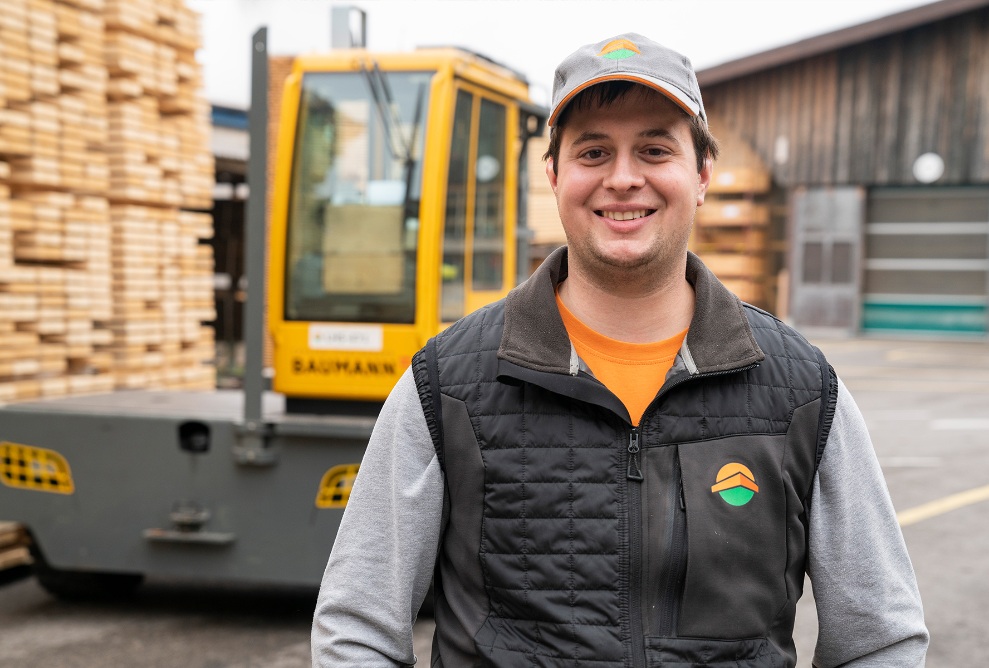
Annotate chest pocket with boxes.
[678,434,788,639]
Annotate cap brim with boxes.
[548,74,701,126]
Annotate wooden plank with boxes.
[708,167,770,195]
[815,54,837,185]
[942,18,967,183]
[875,35,902,183]
[696,200,770,227]
[67,373,114,394]
[897,31,926,184]
[0,522,29,545]
[698,252,766,278]
[968,10,989,180]
[0,379,41,401]
[0,546,32,571]
[719,278,765,304]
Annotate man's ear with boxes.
[696,156,713,206]
[546,157,558,194]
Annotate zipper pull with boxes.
[627,429,643,481]
[679,483,686,511]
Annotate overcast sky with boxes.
[188,0,937,109]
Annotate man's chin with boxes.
[570,240,687,288]
[591,246,654,271]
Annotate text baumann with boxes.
[292,357,397,376]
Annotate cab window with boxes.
[441,89,510,322]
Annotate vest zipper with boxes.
[658,363,760,403]
[627,428,642,481]
[632,363,758,649]
[627,364,758,665]
[626,427,646,668]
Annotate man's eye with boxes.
[644,148,669,157]
[582,149,605,160]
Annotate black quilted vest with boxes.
[412,249,837,668]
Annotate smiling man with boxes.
[312,34,928,667]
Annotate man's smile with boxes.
[596,209,656,221]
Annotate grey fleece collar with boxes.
[498,246,764,376]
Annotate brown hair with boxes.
[543,81,719,174]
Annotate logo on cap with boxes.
[711,463,759,506]
[597,38,640,61]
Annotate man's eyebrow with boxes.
[640,128,680,143]
[569,128,681,147]
[570,130,609,147]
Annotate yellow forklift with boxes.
[0,23,545,597]
[269,38,544,408]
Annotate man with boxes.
[312,33,928,667]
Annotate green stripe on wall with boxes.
[862,302,987,334]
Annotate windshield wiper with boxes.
[358,61,424,224]
[360,61,414,162]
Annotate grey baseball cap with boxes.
[548,33,706,126]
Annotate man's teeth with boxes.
[601,210,649,221]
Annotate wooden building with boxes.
[698,0,989,336]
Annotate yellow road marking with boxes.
[898,484,989,527]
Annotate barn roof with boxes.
[697,0,989,86]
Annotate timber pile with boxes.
[690,118,774,309]
[525,131,564,273]
[0,0,215,402]
[0,522,32,572]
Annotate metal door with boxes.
[789,187,865,333]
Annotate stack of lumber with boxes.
[0,522,32,572]
[0,0,215,402]
[524,131,564,274]
[690,118,774,308]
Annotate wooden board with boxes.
[698,252,767,278]
[696,199,770,227]
[0,522,32,571]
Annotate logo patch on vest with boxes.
[711,462,759,506]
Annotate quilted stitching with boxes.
[429,297,825,666]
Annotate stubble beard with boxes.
[568,222,694,297]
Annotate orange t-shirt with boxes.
[556,293,687,426]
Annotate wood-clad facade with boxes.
[698,0,989,336]
[701,7,989,188]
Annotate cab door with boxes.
[440,86,518,323]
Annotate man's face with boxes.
[547,86,711,287]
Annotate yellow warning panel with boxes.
[0,441,75,495]
[315,464,360,509]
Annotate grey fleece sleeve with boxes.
[809,378,929,667]
[311,368,444,667]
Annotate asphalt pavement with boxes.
[801,335,989,666]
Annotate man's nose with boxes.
[602,152,646,191]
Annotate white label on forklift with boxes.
[309,324,384,351]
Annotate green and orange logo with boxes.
[711,463,759,506]
[598,39,640,61]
